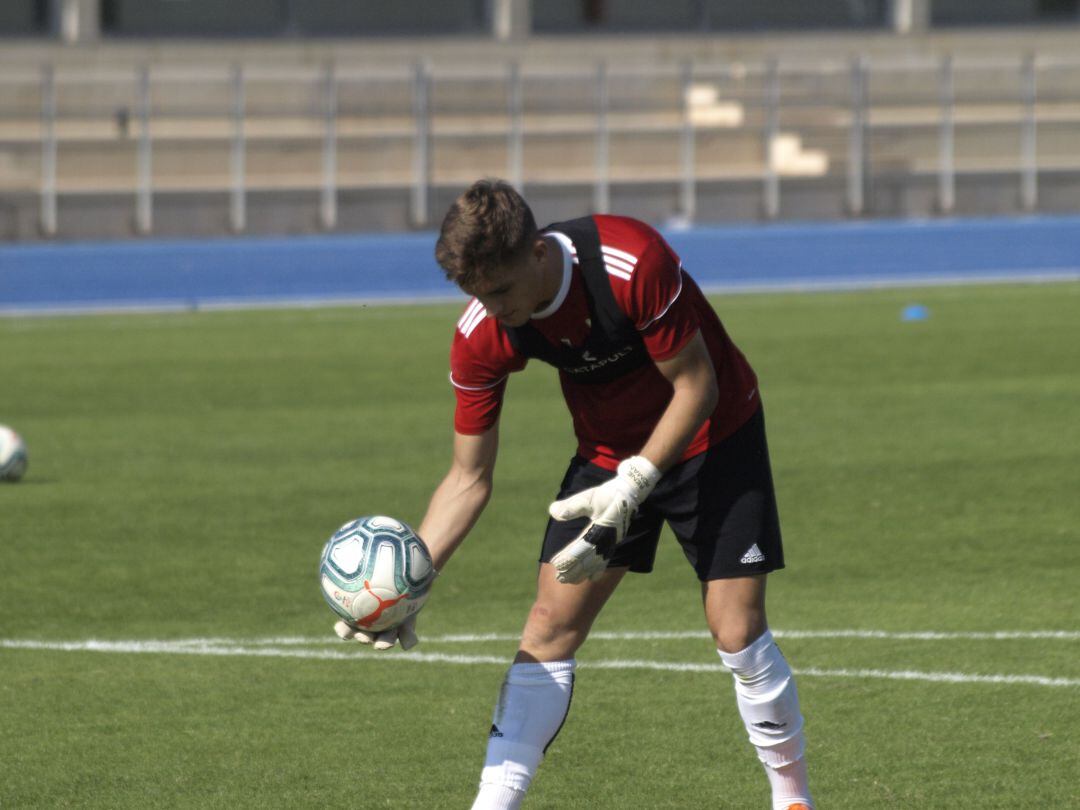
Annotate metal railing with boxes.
[1,53,1079,237]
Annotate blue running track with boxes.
[1,216,1077,316]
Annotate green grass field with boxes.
[1,283,1078,808]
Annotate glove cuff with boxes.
[616,455,661,499]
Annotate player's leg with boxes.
[517,561,627,662]
[472,564,627,810]
[704,575,812,810]
[473,456,663,810]
[702,572,769,652]
[661,408,813,809]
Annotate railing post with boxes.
[679,58,696,223]
[411,60,432,228]
[937,54,955,215]
[229,64,246,233]
[1020,54,1038,213]
[135,64,153,235]
[762,58,780,220]
[847,55,867,217]
[320,60,338,231]
[889,0,930,33]
[593,60,610,214]
[40,64,57,237]
[492,0,530,41]
[507,60,524,192]
[58,0,101,43]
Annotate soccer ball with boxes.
[0,425,28,482]
[318,515,436,633]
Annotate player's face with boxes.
[465,244,548,328]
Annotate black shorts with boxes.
[540,407,785,581]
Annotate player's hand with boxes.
[334,613,419,651]
[548,455,661,584]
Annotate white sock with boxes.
[471,659,576,809]
[718,630,813,810]
[763,740,813,809]
[471,784,526,810]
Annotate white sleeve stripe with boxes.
[564,242,635,260]
[462,298,483,323]
[460,304,488,338]
[457,298,483,330]
[606,265,633,281]
[461,315,483,338]
[466,305,487,333]
[449,371,507,391]
[601,245,638,264]
[639,267,685,329]
[604,254,635,274]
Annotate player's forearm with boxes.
[639,369,719,472]
[417,467,493,570]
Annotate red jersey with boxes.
[450,215,760,471]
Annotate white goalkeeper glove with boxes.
[334,613,419,651]
[548,455,661,584]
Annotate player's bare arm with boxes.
[333,428,498,652]
[418,425,500,571]
[639,330,720,472]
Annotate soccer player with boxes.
[336,179,814,810]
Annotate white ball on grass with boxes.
[0,424,28,482]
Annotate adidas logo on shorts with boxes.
[740,543,766,564]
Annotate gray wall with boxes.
[0,0,46,34]
[533,0,890,32]
[100,0,489,36]
[13,0,1080,40]
[932,0,1075,25]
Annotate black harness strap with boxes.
[506,217,650,385]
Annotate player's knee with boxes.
[710,619,767,654]
[520,602,588,656]
[705,592,767,653]
[712,629,753,654]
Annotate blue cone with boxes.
[902,304,929,321]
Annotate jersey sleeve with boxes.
[450,302,525,435]
[621,232,700,362]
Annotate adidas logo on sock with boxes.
[752,720,787,730]
[489,724,503,738]
[740,543,765,564]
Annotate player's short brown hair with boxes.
[435,179,538,290]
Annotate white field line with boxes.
[0,639,505,667]
[2,637,1078,688]
[429,629,1080,643]
[76,628,1077,646]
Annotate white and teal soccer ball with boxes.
[319,515,436,633]
[0,425,28,482]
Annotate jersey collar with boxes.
[531,232,573,320]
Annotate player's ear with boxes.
[530,235,548,264]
